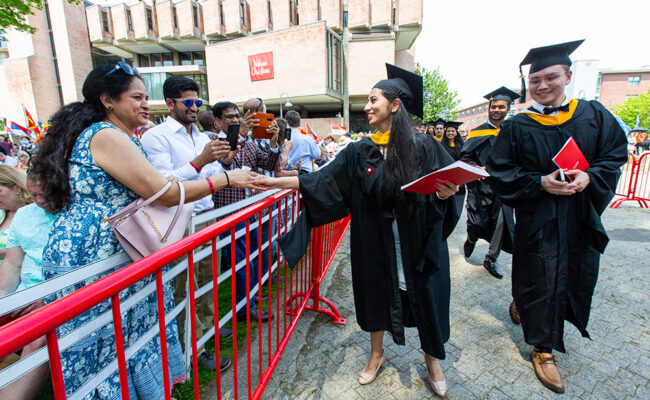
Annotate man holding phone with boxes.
[212,101,280,322]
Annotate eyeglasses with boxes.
[104,61,139,78]
[528,72,566,86]
[223,113,242,120]
[173,98,203,108]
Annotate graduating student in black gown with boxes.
[485,40,628,394]
[440,121,466,214]
[259,64,461,397]
[460,87,519,280]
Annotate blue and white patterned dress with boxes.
[42,122,186,400]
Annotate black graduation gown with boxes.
[441,138,467,215]
[279,136,461,358]
[485,99,628,352]
[460,123,514,252]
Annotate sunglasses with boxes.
[104,61,139,77]
[223,113,242,120]
[173,98,203,108]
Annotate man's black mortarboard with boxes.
[483,86,521,104]
[444,121,462,129]
[373,63,423,119]
[518,39,584,103]
[433,118,446,127]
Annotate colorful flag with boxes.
[25,108,41,136]
[305,123,318,141]
[331,123,347,136]
[11,121,31,136]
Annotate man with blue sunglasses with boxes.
[141,75,233,372]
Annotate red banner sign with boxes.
[248,52,274,81]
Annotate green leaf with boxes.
[414,64,460,123]
[611,89,650,129]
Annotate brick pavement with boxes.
[226,205,650,399]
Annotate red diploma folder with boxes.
[553,137,590,171]
[401,161,489,194]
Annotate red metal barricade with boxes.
[610,152,650,208]
[0,189,350,399]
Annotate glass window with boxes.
[472,108,475,115]
[628,76,641,86]
[219,3,225,26]
[151,53,162,67]
[162,53,173,67]
[267,0,273,24]
[192,51,204,66]
[139,54,150,67]
[193,4,200,28]
[146,8,154,30]
[240,1,246,26]
[180,52,192,66]
[142,72,166,100]
[127,10,133,31]
[101,10,110,33]
[173,6,178,28]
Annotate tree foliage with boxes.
[1,0,79,34]
[415,65,460,122]
[611,89,650,129]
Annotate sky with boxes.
[415,0,650,108]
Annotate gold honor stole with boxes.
[519,99,579,126]
[370,130,390,145]
[467,128,499,140]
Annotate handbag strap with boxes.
[110,181,190,241]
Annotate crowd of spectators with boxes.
[0,65,348,399]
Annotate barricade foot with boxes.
[305,296,346,325]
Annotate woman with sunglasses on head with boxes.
[30,62,261,400]
[256,64,461,397]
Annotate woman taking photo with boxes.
[258,64,460,397]
[31,62,260,400]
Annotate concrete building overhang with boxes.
[138,64,206,75]
[394,21,421,51]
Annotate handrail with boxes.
[0,189,294,360]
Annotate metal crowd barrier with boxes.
[610,152,650,208]
[0,189,350,399]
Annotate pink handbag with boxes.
[109,181,194,261]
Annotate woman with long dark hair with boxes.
[441,121,467,211]
[257,64,460,396]
[31,62,260,399]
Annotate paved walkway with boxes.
[238,205,650,399]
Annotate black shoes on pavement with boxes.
[483,258,503,279]
[236,308,273,322]
[198,351,232,372]
[463,239,475,258]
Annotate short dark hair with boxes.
[212,101,238,118]
[198,110,215,131]
[163,76,200,100]
[285,110,301,128]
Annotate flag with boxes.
[25,108,41,136]
[11,121,31,136]
[331,123,347,136]
[305,123,318,141]
[635,114,640,129]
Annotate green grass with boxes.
[32,265,293,400]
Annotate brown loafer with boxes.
[509,301,521,324]
[531,348,565,394]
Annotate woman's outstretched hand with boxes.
[227,169,267,191]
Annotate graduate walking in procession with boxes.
[257,64,461,397]
[460,87,519,280]
[486,40,628,394]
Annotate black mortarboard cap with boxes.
[433,118,445,127]
[483,86,521,104]
[444,121,462,129]
[518,39,584,103]
[373,63,423,119]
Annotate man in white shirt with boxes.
[285,110,320,173]
[141,76,232,372]
[0,148,18,168]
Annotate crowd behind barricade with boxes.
[0,37,641,400]
[0,65,336,399]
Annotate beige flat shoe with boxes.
[428,376,447,397]
[358,349,386,385]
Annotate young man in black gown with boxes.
[486,40,628,393]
